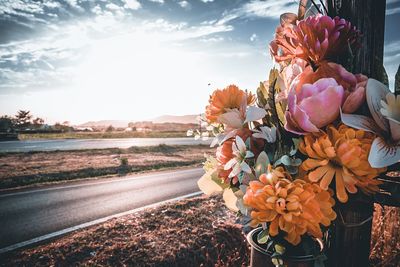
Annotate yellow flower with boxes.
[243,166,336,245]
[300,124,386,203]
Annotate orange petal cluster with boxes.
[205,85,255,123]
[299,124,386,203]
[243,166,336,245]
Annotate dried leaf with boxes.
[257,81,269,108]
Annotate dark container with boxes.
[247,228,324,267]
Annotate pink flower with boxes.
[342,74,367,113]
[270,15,360,66]
[285,78,344,134]
[276,59,307,103]
[293,62,366,114]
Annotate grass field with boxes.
[18,131,188,140]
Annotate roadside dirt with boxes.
[1,195,249,267]
[0,195,397,266]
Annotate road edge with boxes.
[0,191,203,255]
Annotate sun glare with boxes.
[72,31,209,121]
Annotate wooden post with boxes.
[325,1,387,266]
[327,0,386,80]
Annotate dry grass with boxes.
[0,144,214,189]
[370,204,400,266]
[18,131,187,140]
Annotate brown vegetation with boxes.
[370,204,400,266]
[0,145,213,189]
[0,195,398,266]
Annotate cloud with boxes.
[178,1,191,10]
[140,18,233,40]
[148,0,164,3]
[123,0,142,10]
[0,7,235,95]
[201,0,215,2]
[387,7,400,15]
[217,0,297,25]
[385,40,400,55]
[250,33,258,42]
[384,40,400,89]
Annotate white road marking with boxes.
[0,191,203,254]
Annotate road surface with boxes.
[0,168,204,250]
[0,138,211,153]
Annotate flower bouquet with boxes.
[193,2,399,267]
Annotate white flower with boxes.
[224,136,254,178]
[380,93,400,124]
[217,95,267,130]
[252,126,277,143]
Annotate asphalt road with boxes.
[0,168,204,250]
[0,138,211,153]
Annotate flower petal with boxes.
[241,161,252,174]
[342,85,365,113]
[340,111,379,134]
[366,79,390,132]
[218,109,244,129]
[368,137,400,168]
[298,84,344,128]
[335,170,348,203]
[224,158,238,170]
[244,106,267,124]
[235,136,247,153]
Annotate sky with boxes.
[0,0,399,124]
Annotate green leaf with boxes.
[197,172,224,195]
[255,151,269,177]
[222,188,239,212]
[257,82,269,108]
[257,229,269,244]
[238,172,245,183]
[265,240,274,252]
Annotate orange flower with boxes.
[244,166,336,245]
[205,85,255,123]
[300,124,386,203]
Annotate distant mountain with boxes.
[151,115,198,124]
[79,120,130,128]
[79,115,199,128]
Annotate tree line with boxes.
[0,110,72,133]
